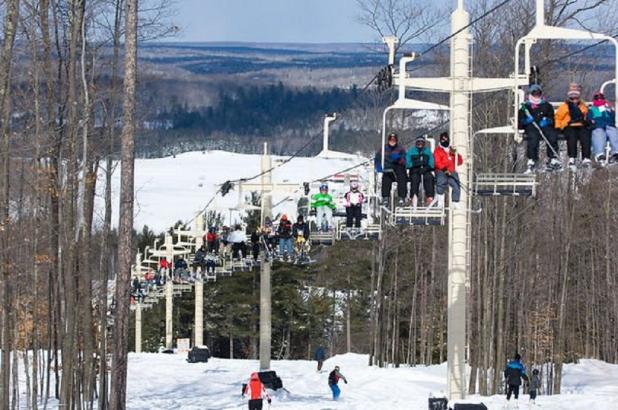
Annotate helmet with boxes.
[319,183,328,192]
[334,366,340,371]
[350,181,359,190]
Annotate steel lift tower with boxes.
[387,0,528,399]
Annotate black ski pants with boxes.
[345,205,362,228]
[248,399,263,410]
[529,389,537,400]
[524,124,559,161]
[506,384,520,400]
[409,169,435,200]
[564,126,591,160]
[381,166,407,200]
[232,242,246,259]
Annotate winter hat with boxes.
[415,135,426,144]
[567,83,581,98]
[528,84,543,95]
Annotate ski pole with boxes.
[523,106,562,163]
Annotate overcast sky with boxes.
[173,0,379,43]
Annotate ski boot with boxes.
[596,154,607,167]
[524,159,536,174]
[545,158,561,172]
[568,157,577,172]
[581,158,592,170]
[610,153,618,165]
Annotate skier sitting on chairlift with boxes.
[434,132,463,208]
[344,181,364,230]
[406,135,435,206]
[277,214,293,260]
[589,91,618,165]
[292,215,310,261]
[555,83,592,170]
[519,84,561,173]
[311,183,336,232]
[375,132,407,206]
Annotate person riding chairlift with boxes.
[589,90,618,165]
[375,132,407,206]
[406,135,435,206]
[519,84,561,173]
[310,183,336,232]
[555,83,592,170]
[344,181,365,230]
[433,132,463,208]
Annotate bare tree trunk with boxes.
[0,1,20,407]
[110,0,138,406]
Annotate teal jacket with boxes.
[311,192,336,209]
[406,146,434,171]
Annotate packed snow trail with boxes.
[117,353,618,410]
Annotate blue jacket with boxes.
[375,144,407,173]
[504,360,528,386]
[406,146,434,171]
[314,346,326,361]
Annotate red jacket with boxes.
[206,232,217,243]
[244,375,270,401]
[434,146,463,173]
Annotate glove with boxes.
[445,170,451,176]
[268,399,272,404]
[524,115,534,125]
[344,380,348,384]
[538,117,551,128]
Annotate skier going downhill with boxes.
[242,372,272,410]
[328,365,348,400]
[504,353,529,405]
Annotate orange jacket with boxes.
[244,375,270,401]
[555,101,589,130]
[434,146,463,173]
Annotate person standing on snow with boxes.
[504,353,529,403]
[529,368,541,404]
[518,84,561,173]
[242,372,271,410]
[344,181,365,229]
[314,345,326,372]
[434,132,463,208]
[375,132,407,206]
[311,184,336,232]
[328,365,348,400]
[406,135,435,206]
[555,83,592,169]
[589,91,618,164]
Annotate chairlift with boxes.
[472,126,538,197]
[379,95,450,226]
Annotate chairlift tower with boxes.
[386,0,528,400]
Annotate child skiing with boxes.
[242,372,272,410]
[311,183,336,232]
[504,353,529,406]
[529,368,541,405]
[328,365,348,400]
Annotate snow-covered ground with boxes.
[116,353,615,409]
[98,150,370,232]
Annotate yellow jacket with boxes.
[555,101,589,130]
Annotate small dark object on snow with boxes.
[452,403,488,410]
[187,346,210,363]
[161,349,174,354]
[258,371,283,390]
[428,397,448,410]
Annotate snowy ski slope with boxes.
[98,150,370,232]
[117,353,616,409]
